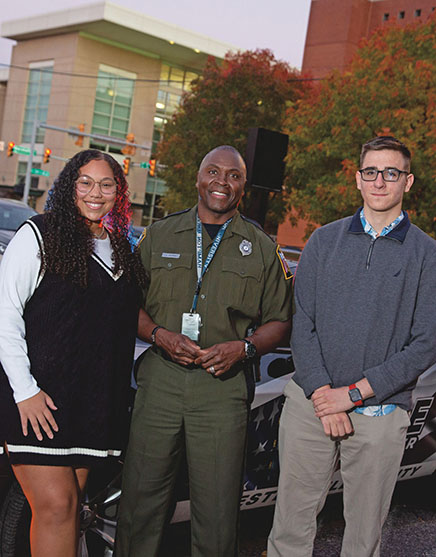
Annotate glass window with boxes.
[398,10,405,19]
[146,63,200,222]
[160,63,170,85]
[170,67,184,89]
[184,71,199,91]
[142,177,168,226]
[90,65,136,153]
[21,62,54,144]
[16,161,41,191]
[414,9,421,17]
[383,12,389,21]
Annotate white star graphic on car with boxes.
[268,400,281,425]
[253,441,268,455]
[253,407,265,430]
[254,463,267,473]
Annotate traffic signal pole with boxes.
[23,119,38,204]
[22,121,152,204]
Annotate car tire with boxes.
[0,475,118,557]
[0,479,31,557]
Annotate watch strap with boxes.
[348,383,363,406]
[151,325,164,344]
[243,339,257,359]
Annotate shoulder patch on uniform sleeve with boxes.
[276,246,293,280]
[136,227,147,247]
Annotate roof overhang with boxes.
[1,1,237,69]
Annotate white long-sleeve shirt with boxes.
[0,222,113,403]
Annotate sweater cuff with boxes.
[363,365,394,403]
[294,370,332,399]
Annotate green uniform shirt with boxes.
[140,206,292,349]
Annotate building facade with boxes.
[303,0,436,78]
[276,0,436,247]
[0,2,234,224]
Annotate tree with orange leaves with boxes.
[157,49,308,229]
[285,15,436,238]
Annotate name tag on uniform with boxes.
[162,252,180,258]
[181,312,201,341]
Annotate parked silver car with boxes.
[0,199,37,262]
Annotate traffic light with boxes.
[75,123,85,147]
[123,157,131,176]
[121,133,136,156]
[149,159,156,177]
[43,148,52,164]
[7,142,15,157]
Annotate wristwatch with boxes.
[243,339,257,360]
[348,383,363,407]
[151,325,164,344]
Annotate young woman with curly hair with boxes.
[0,149,147,556]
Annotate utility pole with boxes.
[23,120,38,205]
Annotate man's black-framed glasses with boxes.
[358,167,409,182]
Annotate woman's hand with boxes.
[17,391,59,441]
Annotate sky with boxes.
[0,0,312,70]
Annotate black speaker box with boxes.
[245,128,289,192]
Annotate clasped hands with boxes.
[154,328,245,377]
[311,385,355,439]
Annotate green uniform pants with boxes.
[268,380,410,557]
[115,349,249,557]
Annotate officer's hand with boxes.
[155,328,201,365]
[319,412,354,440]
[194,341,246,377]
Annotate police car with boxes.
[1,337,435,556]
[0,199,37,263]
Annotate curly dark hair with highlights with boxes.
[43,149,147,289]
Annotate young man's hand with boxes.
[319,413,354,439]
[312,386,354,417]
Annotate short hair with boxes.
[199,145,246,173]
[360,136,412,170]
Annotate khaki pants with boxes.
[115,349,249,557]
[268,379,410,557]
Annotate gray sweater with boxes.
[291,209,436,410]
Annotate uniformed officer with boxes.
[115,145,292,557]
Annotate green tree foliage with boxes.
[157,50,307,229]
[284,16,436,238]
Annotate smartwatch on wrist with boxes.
[348,383,363,406]
[243,339,257,360]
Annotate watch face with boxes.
[245,340,256,359]
[349,388,362,403]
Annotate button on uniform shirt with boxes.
[139,207,292,348]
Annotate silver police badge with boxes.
[239,239,252,256]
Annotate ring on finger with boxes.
[209,365,216,374]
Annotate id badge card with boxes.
[181,312,201,341]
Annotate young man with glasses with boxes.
[267,136,436,557]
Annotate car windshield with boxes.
[0,204,36,231]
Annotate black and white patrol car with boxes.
[1,275,435,556]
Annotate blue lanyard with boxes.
[191,214,232,312]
